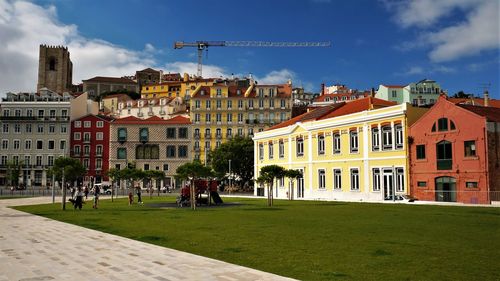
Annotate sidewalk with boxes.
[0,197,295,281]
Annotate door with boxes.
[435,177,456,202]
[297,169,305,198]
[383,168,394,200]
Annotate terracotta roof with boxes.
[268,103,345,130]
[277,84,292,98]
[449,97,500,108]
[102,93,131,100]
[83,76,137,84]
[191,86,212,98]
[322,97,396,119]
[457,104,500,122]
[314,92,369,102]
[227,86,251,98]
[113,115,191,125]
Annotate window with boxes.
[178,145,188,158]
[61,110,67,118]
[1,140,8,149]
[279,140,284,158]
[96,145,103,156]
[382,125,392,150]
[166,145,176,158]
[74,145,81,155]
[259,99,264,108]
[25,140,32,150]
[60,140,66,150]
[179,128,188,138]
[416,145,426,159]
[38,109,44,118]
[194,114,200,122]
[395,124,403,149]
[36,140,43,150]
[391,90,397,98]
[227,100,233,109]
[247,100,252,109]
[36,156,42,166]
[60,125,67,133]
[48,140,55,150]
[47,156,54,167]
[333,169,342,190]
[318,169,326,189]
[216,100,221,109]
[83,121,91,128]
[238,113,243,123]
[350,169,359,190]
[83,159,89,169]
[117,148,127,159]
[280,99,286,108]
[438,118,448,131]
[329,133,340,154]
[96,121,104,128]
[269,142,274,159]
[2,109,9,117]
[373,168,381,191]
[436,140,452,170]
[450,121,456,130]
[83,132,91,142]
[318,135,325,155]
[464,140,476,157]
[205,141,211,149]
[13,109,20,117]
[296,138,304,156]
[37,124,44,133]
[13,140,20,150]
[96,159,102,169]
[138,128,148,142]
[259,143,264,160]
[238,100,244,109]
[118,128,127,142]
[396,168,404,192]
[216,113,222,123]
[195,100,201,109]
[417,181,427,187]
[83,145,90,155]
[205,100,211,109]
[2,123,8,133]
[74,121,81,128]
[350,131,358,153]
[96,132,103,140]
[465,182,478,188]
[372,128,380,150]
[205,113,211,123]
[49,57,56,70]
[227,113,232,123]
[27,109,33,117]
[136,144,159,159]
[163,164,169,171]
[25,124,32,133]
[0,155,7,166]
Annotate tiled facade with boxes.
[109,116,191,188]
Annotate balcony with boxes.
[216,134,222,139]
[137,112,144,117]
[194,147,200,152]
[194,134,200,139]
[0,116,69,122]
[205,133,212,139]
[83,138,91,143]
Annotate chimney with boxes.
[370,87,375,98]
[484,90,489,107]
[321,83,325,96]
[231,73,234,80]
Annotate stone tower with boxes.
[37,44,73,93]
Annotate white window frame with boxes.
[279,140,284,158]
[350,168,360,191]
[259,143,264,160]
[83,121,91,128]
[318,135,325,155]
[333,168,342,190]
[96,121,104,128]
[74,132,81,140]
[74,121,81,128]
[350,131,358,153]
[318,169,326,190]
[372,168,381,191]
[382,125,392,150]
[268,142,274,159]
[296,138,304,156]
[372,128,380,151]
[396,167,405,192]
[395,124,404,149]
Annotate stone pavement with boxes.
[0,197,296,281]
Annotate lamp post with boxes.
[228,159,231,190]
[61,166,66,210]
[51,173,55,203]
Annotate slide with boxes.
[211,191,223,205]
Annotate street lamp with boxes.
[228,159,231,190]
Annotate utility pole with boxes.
[51,173,55,203]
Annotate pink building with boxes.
[409,95,500,204]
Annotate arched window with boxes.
[436,140,452,170]
[118,128,127,142]
[139,128,149,142]
[438,118,448,131]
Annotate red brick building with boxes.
[70,114,114,186]
[409,95,500,204]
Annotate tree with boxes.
[48,157,86,210]
[284,169,303,200]
[175,160,213,210]
[259,165,286,206]
[451,91,474,98]
[210,136,254,186]
[6,160,22,189]
[119,167,144,191]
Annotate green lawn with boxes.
[14,197,500,281]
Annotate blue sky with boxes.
[0,0,498,98]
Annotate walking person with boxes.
[136,186,143,204]
[74,186,84,210]
[93,184,100,209]
[84,185,89,200]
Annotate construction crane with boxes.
[174,41,331,77]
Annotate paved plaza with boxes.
[0,197,295,281]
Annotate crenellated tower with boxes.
[37,44,73,93]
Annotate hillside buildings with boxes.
[377,79,442,106]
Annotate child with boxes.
[128,192,133,205]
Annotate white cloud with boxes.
[0,0,302,96]
[384,0,499,62]
[258,69,295,84]
[397,65,456,76]
[0,0,154,94]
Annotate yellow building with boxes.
[190,78,293,163]
[253,97,427,201]
[140,73,215,100]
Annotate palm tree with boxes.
[284,169,303,200]
[259,165,286,206]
